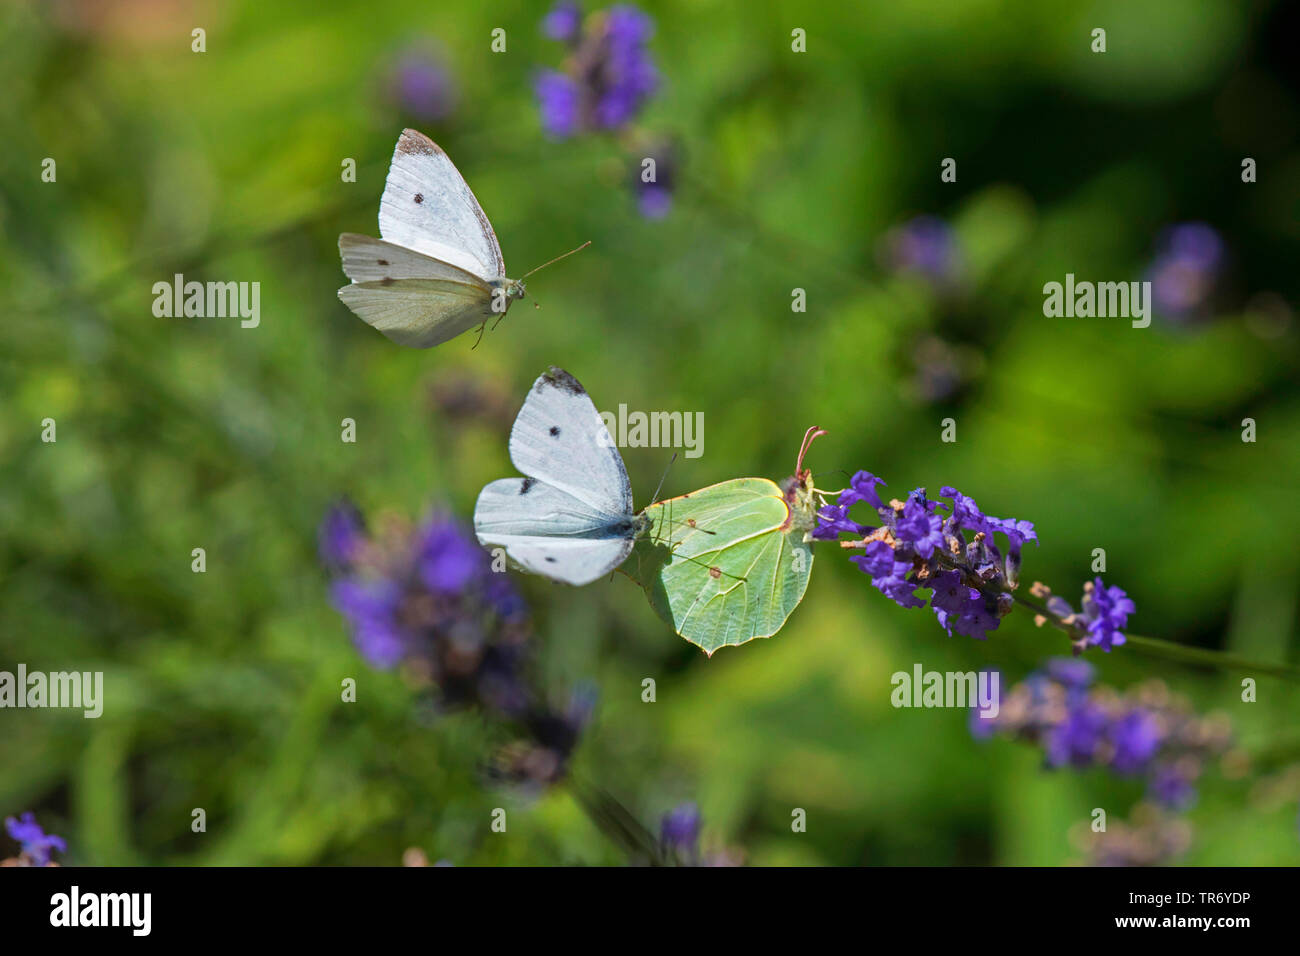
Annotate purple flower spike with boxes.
[533,4,659,137]
[5,813,66,866]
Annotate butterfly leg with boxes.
[470,321,487,350]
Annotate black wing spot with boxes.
[413,193,424,204]
[545,556,557,563]
[549,426,560,437]
[520,477,536,495]
[377,259,389,265]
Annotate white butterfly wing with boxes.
[337,277,491,348]
[505,540,636,586]
[378,129,506,281]
[474,477,637,585]
[339,233,492,284]
[508,368,634,517]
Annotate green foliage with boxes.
[1,0,1297,865]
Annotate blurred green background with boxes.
[2,0,1298,865]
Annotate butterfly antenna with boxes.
[520,240,592,280]
[648,452,677,508]
[796,425,827,476]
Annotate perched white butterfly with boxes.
[338,129,588,349]
[474,368,651,586]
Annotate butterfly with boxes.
[337,128,587,349]
[474,367,651,586]
[623,428,826,655]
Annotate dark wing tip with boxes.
[395,128,440,157]
[541,366,586,396]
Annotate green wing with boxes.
[626,477,813,655]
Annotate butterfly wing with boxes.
[626,477,814,654]
[507,368,634,517]
[339,233,492,284]
[378,128,506,281]
[337,277,492,348]
[474,477,637,586]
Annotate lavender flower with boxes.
[1081,577,1136,651]
[971,662,1232,811]
[534,3,659,139]
[1079,807,1192,866]
[386,44,458,121]
[542,1,583,44]
[813,471,1133,654]
[319,500,366,569]
[1146,222,1225,321]
[534,71,581,139]
[660,802,702,859]
[880,216,962,285]
[321,503,586,788]
[657,803,740,866]
[3,813,65,866]
[815,481,1038,641]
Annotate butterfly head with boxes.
[492,277,527,302]
[781,426,827,536]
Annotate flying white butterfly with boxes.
[474,368,651,586]
[337,129,588,349]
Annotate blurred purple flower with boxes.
[534,3,659,138]
[319,500,366,569]
[973,661,1229,812]
[1147,222,1225,321]
[882,216,961,284]
[320,504,582,789]
[329,577,408,668]
[1109,709,1163,774]
[542,1,582,44]
[534,70,581,139]
[418,518,487,595]
[4,813,65,866]
[661,802,702,856]
[387,45,458,121]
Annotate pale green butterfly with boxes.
[624,428,827,655]
[338,128,588,349]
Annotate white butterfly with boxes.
[338,129,586,349]
[474,368,651,586]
